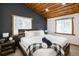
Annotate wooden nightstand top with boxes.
[0,40,15,46]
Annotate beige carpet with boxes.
[7,44,79,56]
[8,47,23,56]
[69,44,79,56]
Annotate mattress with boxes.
[19,35,68,56]
[20,36,44,49]
[19,42,61,56]
[20,35,68,48]
[44,34,69,47]
[19,36,47,53]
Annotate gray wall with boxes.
[47,13,79,45]
[0,3,47,34]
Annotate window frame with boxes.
[12,15,32,35]
[55,17,75,35]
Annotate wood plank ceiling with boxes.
[25,3,79,18]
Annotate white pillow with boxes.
[25,31,33,38]
[32,30,45,36]
[25,30,45,38]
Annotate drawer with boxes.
[1,49,14,56]
[1,46,12,51]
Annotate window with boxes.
[12,15,32,35]
[55,18,74,35]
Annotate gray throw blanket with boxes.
[26,43,64,56]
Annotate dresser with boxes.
[0,40,15,56]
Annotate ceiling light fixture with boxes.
[62,3,66,5]
[45,8,49,12]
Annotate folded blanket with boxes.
[50,43,64,56]
[26,43,43,56]
[42,37,52,47]
[26,43,64,56]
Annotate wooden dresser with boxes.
[0,40,15,56]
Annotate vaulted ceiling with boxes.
[25,3,79,18]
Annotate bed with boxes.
[18,29,70,56]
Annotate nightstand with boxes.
[13,35,20,47]
[0,40,15,56]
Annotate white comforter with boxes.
[19,34,68,56]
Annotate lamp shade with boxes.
[2,33,9,37]
[9,37,13,41]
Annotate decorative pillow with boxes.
[42,37,52,47]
